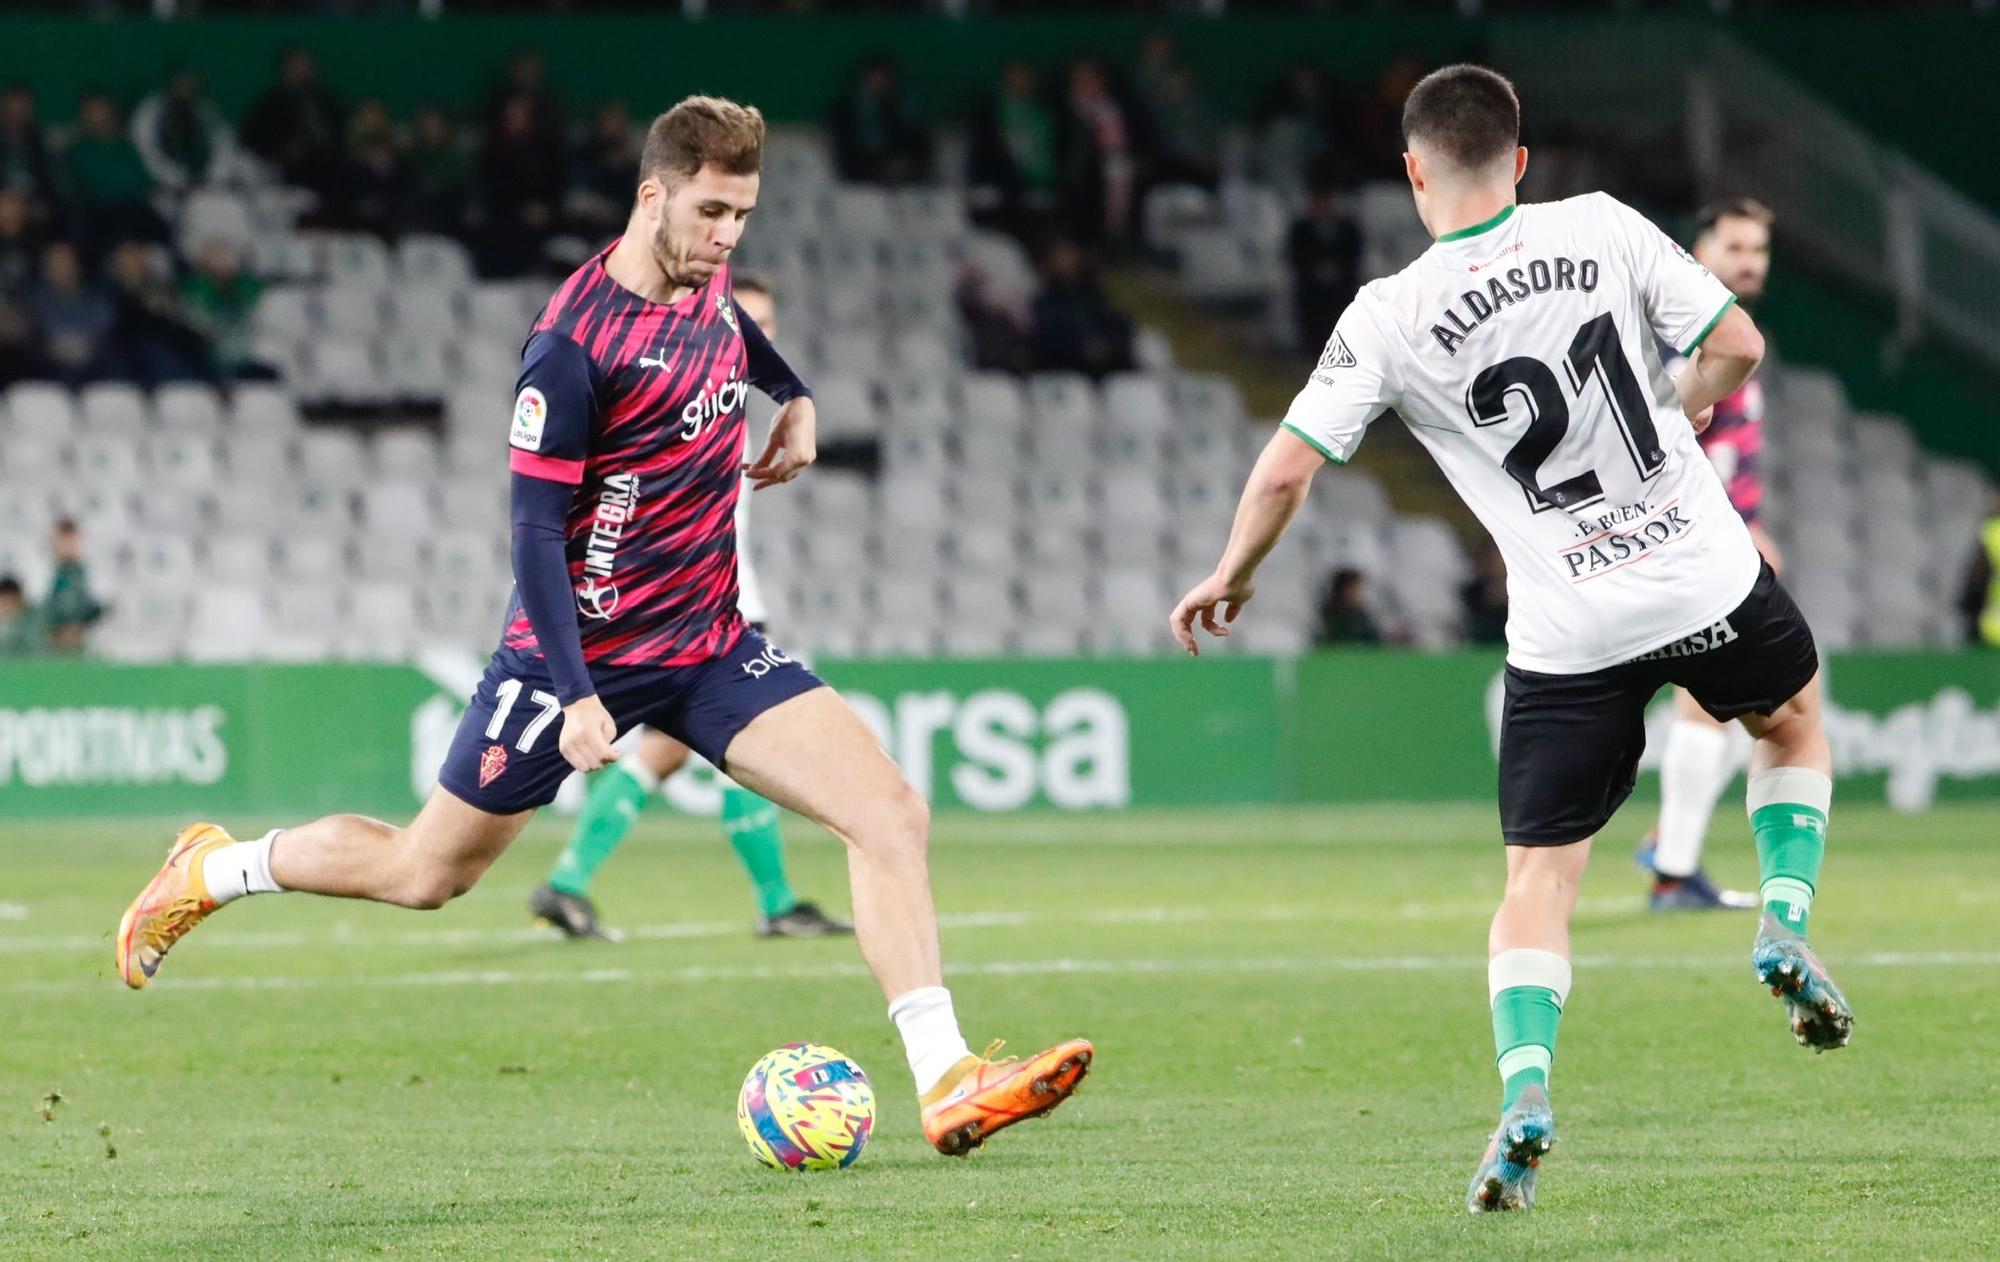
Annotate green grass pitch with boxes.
[5,801,1998,1259]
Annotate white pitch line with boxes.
[12,948,2000,997]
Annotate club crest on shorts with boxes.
[479,743,509,788]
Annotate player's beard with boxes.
[651,218,717,291]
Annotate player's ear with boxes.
[1512,146,1529,187]
[1403,150,1423,193]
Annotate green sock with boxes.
[1750,770,1829,937]
[548,763,649,896]
[721,785,796,919]
[1490,948,1569,1111]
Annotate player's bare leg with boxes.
[1738,673,1852,1050]
[116,791,531,988]
[722,686,1091,1154]
[1468,837,1588,1212]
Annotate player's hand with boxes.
[746,396,817,490]
[1688,403,1714,435]
[558,694,620,773]
[1169,571,1253,657]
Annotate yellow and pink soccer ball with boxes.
[737,1043,875,1171]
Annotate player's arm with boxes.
[1600,193,1764,431]
[507,331,619,772]
[738,308,816,490]
[1171,303,1397,655]
[1674,304,1764,431]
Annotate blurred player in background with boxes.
[1172,66,1850,1212]
[116,96,1090,1156]
[529,273,853,943]
[1635,199,1778,912]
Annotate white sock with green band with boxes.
[1489,948,1571,1111]
[1748,767,1831,936]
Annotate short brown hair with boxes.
[1695,198,1774,241]
[1401,64,1519,172]
[639,95,765,188]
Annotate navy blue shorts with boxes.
[438,627,825,815]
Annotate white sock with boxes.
[1654,720,1731,878]
[201,830,286,905]
[887,985,974,1096]
[620,756,661,795]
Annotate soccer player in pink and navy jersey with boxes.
[115,96,1091,1156]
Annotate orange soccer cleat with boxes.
[920,1037,1094,1156]
[114,823,237,989]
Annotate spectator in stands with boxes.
[1287,184,1360,351]
[1030,237,1134,380]
[967,60,1062,240]
[27,240,114,384]
[240,46,346,200]
[1356,54,1427,176]
[62,91,162,253]
[104,238,208,384]
[1958,490,2000,648]
[44,518,105,654]
[0,290,37,387]
[0,83,58,216]
[1460,543,1509,646]
[130,66,235,195]
[483,47,563,155]
[337,97,405,239]
[1132,32,1218,191]
[567,99,640,242]
[406,101,473,238]
[0,575,43,657]
[827,53,932,186]
[1058,58,1143,246]
[474,90,565,276]
[0,187,43,293]
[1315,568,1382,646]
[1254,60,1355,197]
[180,236,272,381]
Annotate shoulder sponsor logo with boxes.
[1311,333,1357,386]
[510,387,548,452]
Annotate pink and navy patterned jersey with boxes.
[1664,344,1763,525]
[1696,376,1763,524]
[503,245,752,667]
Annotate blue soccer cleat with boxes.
[1752,913,1854,1052]
[1465,1083,1555,1213]
[1650,868,1759,912]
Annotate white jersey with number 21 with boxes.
[1282,192,1759,674]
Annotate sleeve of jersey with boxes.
[507,331,597,485]
[1278,301,1398,465]
[738,308,811,404]
[506,331,597,703]
[1603,193,1737,357]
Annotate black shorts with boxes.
[438,627,824,815]
[1498,563,1818,846]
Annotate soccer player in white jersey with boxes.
[1168,66,1852,1213]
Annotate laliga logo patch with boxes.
[510,386,548,452]
[718,289,740,334]
[576,575,620,621]
[478,743,509,788]
[740,644,794,679]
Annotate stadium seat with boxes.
[154,382,226,434]
[0,532,49,592]
[878,472,950,527]
[950,472,1022,526]
[252,285,317,342]
[808,375,880,441]
[882,374,959,429]
[1019,474,1095,531]
[92,586,189,661]
[297,340,391,407]
[231,382,302,431]
[961,373,1027,429]
[274,533,347,582]
[384,338,452,401]
[940,574,1017,626]
[249,232,319,283]
[4,382,79,438]
[890,330,958,377]
[815,330,886,382]
[319,285,387,339]
[147,433,220,488]
[358,480,439,535]
[69,434,139,484]
[468,283,534,340]
[391,283,463,339]
[439,481,506,532]
[177,189,255,253]
[373,429,443,481]
[879,421,950,474]
[890,187,968,242]
[455,339,524,390]
[289,484,355,534]
[937,624,1008,658]
[1030,419,1099,472]
[314,232,394,286]
[206,535,274,584]
[1102,473,1171,530]
[79,382,151,437]
[396,234,476,286]
[295,429,370,488]
[185,584,269,662]
[1028,373,1103,429]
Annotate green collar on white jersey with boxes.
[1435,203,1517,244]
